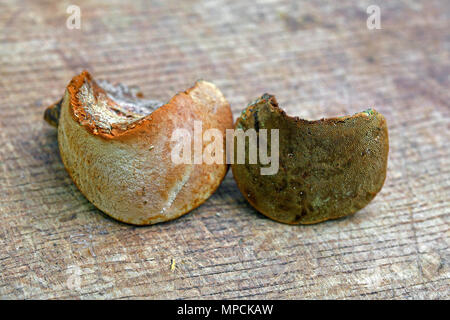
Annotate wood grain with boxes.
[0,0,448,299]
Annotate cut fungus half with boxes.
[45,71,233,225]
[232,94,389,224]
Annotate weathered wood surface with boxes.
[0,0,449,299]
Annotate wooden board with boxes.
[0,0,448,299]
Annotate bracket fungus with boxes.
[45,71,233,225]
[232,94,389,224]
